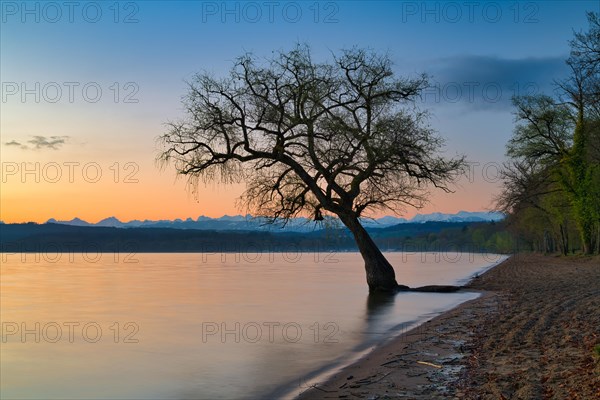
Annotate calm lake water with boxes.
[1,252,506,399]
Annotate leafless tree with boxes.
[496,159,559,214]
[158,45,465,292]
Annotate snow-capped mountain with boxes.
[95,217,128,227]
[46,217,91,227]
[45,211,504,231]
[409,211,504,223]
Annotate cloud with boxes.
[3,140,29,150]
[422,55,569,111]
[3,136,70,150]
[28,135,69,150]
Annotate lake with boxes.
[0,252,506,399]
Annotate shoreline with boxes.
[278,290,483,400]
[295,291,498,400]
[276,256,507,400]
[297,254,600,399]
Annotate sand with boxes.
[298,254,600,399]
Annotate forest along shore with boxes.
[298,254,600,399]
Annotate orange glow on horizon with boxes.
[1,173,499,224]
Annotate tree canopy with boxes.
[159,46,464,224]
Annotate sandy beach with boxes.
[298,254,600,399]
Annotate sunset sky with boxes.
[1,1,597,223]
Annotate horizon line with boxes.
[0,210,504,225]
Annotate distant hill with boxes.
[0,220,512,254]
[41,211,504,232]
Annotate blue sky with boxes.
[1,1,598,222]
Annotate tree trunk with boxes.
[339,214,403,292]
[559,223,569,256]
[596,222,600,255]
[580,225,593,255]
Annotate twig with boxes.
[309,384,336,393]
[380,351,422,366]
[365,372,392,385]
[416,360,443,369]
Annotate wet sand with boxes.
[298,254,600,399]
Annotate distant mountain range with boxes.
[38,211,504,232]
[0,218,511,254]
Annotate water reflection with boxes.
[1,252,505,399]
[365,291,397,320]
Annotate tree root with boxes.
[370,284,464,294]
[406,285,464,293]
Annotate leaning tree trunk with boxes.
[338,214,464,293]
[339,214,403,292]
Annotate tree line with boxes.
[1,221,511,254]
[496,12,600,255]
